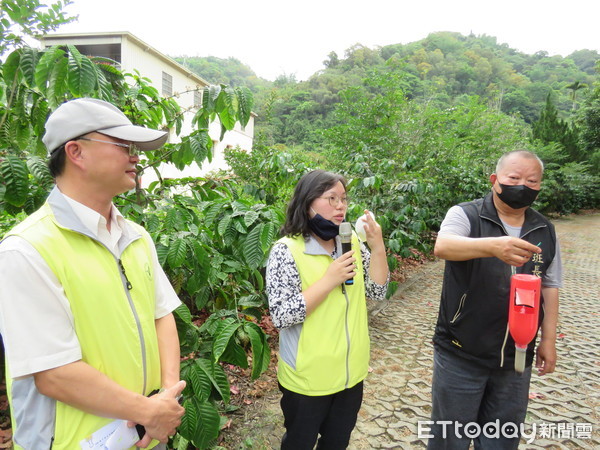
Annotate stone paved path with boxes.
[351,212,600,449]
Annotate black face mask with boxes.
[308,213,339,241]
[495,183,540,209]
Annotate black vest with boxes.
[433,193,557,369]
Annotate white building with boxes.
[39,31,254,184]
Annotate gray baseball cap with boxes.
[43,98,168,154]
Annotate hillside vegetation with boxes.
[174,32,598,143]
[173,32,599,237]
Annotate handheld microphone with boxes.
[339,222,353,285]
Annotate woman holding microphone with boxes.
[266,170,389,449]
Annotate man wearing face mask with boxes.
[427,150,562,449]
[266,170,389,449]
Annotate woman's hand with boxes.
[362,210,385,252]
[324,250,356,287]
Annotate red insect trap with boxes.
[508,274,541,373]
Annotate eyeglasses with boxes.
[318,195,349,207]
[77,137,140,156]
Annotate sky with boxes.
[55,0,600,81]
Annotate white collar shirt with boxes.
[62,194,124,255]
[0,188,181,378]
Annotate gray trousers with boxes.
[427,345,532,450]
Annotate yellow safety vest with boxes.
[7,202,161,449]
[277,234,370,395]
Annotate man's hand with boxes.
[493,236,541,266]
[535,339,557,376]
[133,380,186,447]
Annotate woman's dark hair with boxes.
[48,145,67,178]
[281,170,347,238]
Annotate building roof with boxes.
[39,31,210,87]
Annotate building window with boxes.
[193,89,202,108]
[162,71,173,97]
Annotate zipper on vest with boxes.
[118,259,133,290]
[343,288,351,389]
[116,256,148,394]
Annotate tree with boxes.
[0,0,75,56]
[323,51,339,68]
[532,93,580,161]
[565,80,588,110]
[576,65,600,173]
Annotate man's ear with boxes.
[489,173,497,185]
[64,140,85,168]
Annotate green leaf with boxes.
[174,435,190,450]
[187,362,212,403]
[193,286,210,311]
[0,156,29,207]
[220,338,248,368]
[167,238,187,268]
[26,156,53,186]
[46,56,68,107]
[210,361,230,404]
[36,46,65,93]
[243,210,259,227]
[208,85,222,102]
[232,218,247,234]
[179,399,198,439]
[216,87,237,130]
[260,221,277,252]
[238,295,263,308]
[191,240,210,275]
[165,207,184,231]
[14,119,31,150]
[235,86,253,127]
[196,358,230,403]
[212,320,242,364]
[240,307,263,322]
[67,45,98,96]
[203,202,222,227]
[253,268,264,292]
[243,223,264,269]
[231,201,250,216]
[189,132,208,165]
[190,400,221,449]
[2,49,22,87]
[19,47,39,87]
[96,69,113,101]
[244,322,271,379]
[222,222,237,247]
[174,303,193,324]
[144,214,161,233]
[217,106,236,131]
[217,213,232,237]
[155,243,168,265]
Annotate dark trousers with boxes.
[427,346,532,450]
[278,381,364,450]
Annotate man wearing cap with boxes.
[0,98,185,448]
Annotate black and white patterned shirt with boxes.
[266,236,388,329]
